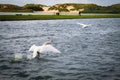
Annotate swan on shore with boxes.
[29,40,61,59]
[77,23,91,28]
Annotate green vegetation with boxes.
[0,14,120,21]
[48,3,120,13]
[0,4,24,12]
[0,3,120,13]
[23,4,44,11]
[106,4,120,13]
[0,4,45,12]
[48,4,69,12]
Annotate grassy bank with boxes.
[0,14,120,21]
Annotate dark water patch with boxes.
[114,79,120,80]
[0,58,9,63]
[12,67,22,70]
[100,74,113,78]
[11,71,30,78]
[0,65,11,70]
[29,75,53,80]
[115,74,120,77]
[0,35,5,40]
[9,60,23,64]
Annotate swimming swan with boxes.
[29,40,61,59]
[77,23,91,28]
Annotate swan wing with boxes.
[77,23,86,28]
[29,44,37,51]
[80,23,85,26]
[40,45,61,53]
[77,23,85,26]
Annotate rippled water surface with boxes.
[0,18,120,80]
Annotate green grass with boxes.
[0,14,120,21]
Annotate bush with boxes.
[23,4,43,11]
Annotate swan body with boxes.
[29,41,61,58]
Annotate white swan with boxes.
[77,23,91,28]
[29,40,61,59]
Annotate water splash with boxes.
[14,53,33,61]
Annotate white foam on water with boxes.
[14,53,33,60]
[14,53,23,61]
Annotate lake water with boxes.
[0,18,120,80]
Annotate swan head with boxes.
[43,40,53,45]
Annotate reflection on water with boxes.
[0,18,120,80]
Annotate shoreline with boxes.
[0,14,120,21]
